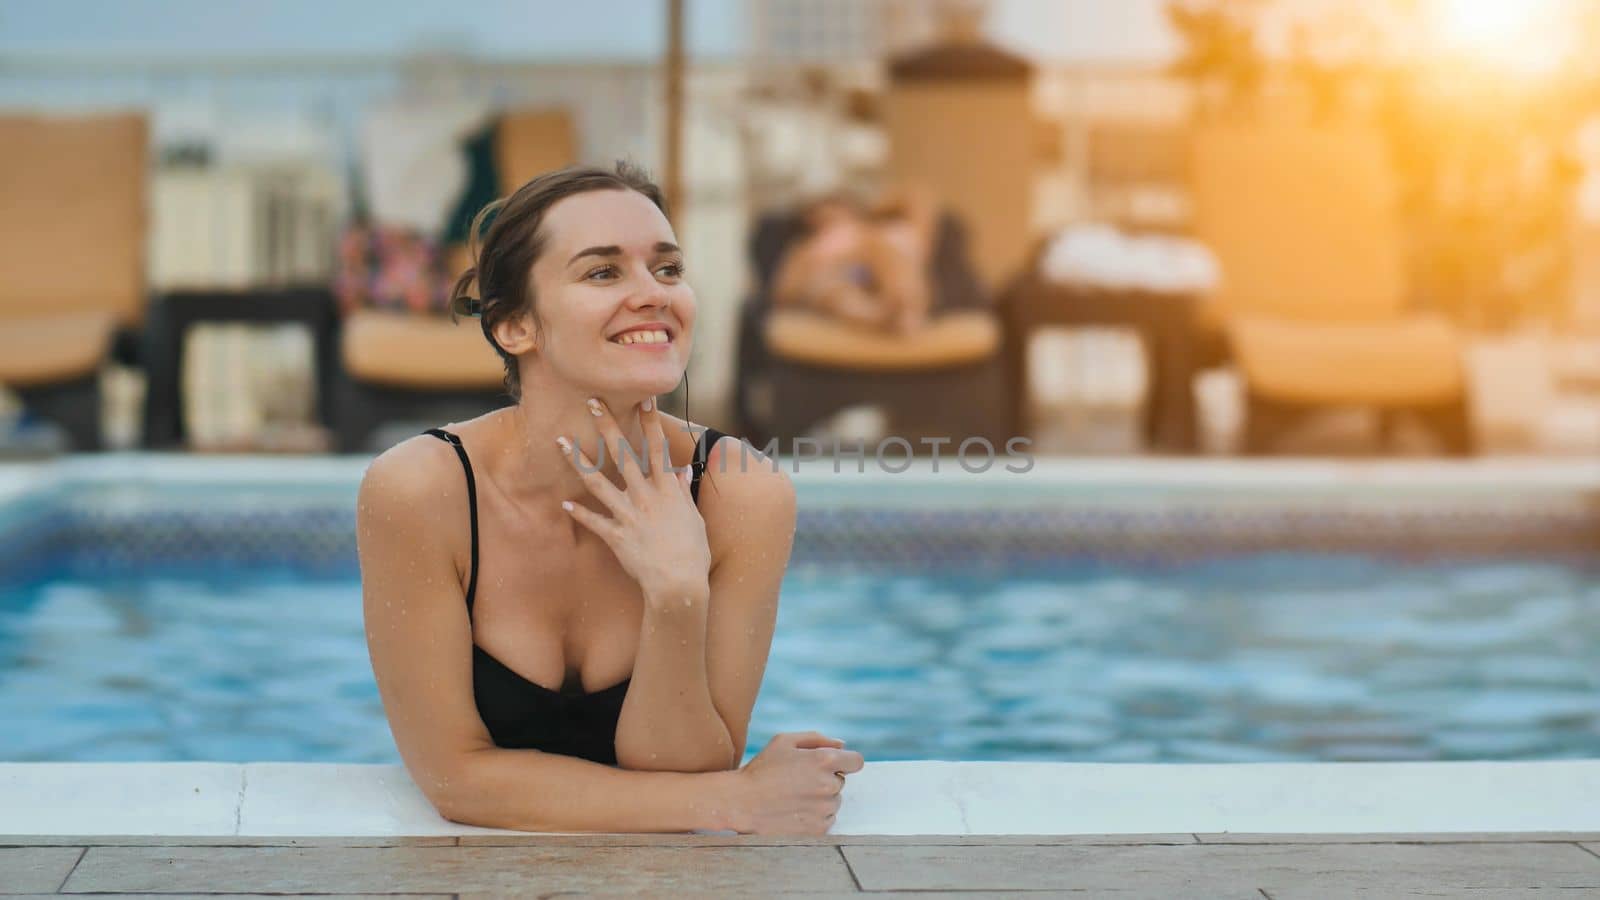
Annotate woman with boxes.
[770,185,936,334]
[357,163,863,834]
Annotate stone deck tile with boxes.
[456,831,1195,847]
[528,894,1087,899]
[1196,831,1600,844]
[1273,883,1600,890]
[0,846,83,893]
[0,835,458,847]
[15,836,1600,897]
[62,844,857,894]
[10,890,451,896]
[842,841,1600,894]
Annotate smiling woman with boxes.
[355,163,862,835]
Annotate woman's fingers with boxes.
[829,748,866,774]
[790,732,846,750]
[639,396,674,485]
[560,498,619,543]
[557,435,628,515]
[586,397,648,490]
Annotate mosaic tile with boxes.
[0,480,1595,577]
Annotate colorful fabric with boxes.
[333,224,455,317]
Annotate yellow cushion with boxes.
[1230,314,1464,405]
[1190,126,1405,324]
[764,310,1000,371]
[0,312,117,385]
[0,113,147,328]
[342,310,505,389]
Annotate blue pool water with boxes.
[2,555,1596,763]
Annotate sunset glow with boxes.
[1430,0,1568,73]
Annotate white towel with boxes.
[359,101,490,234]
[1040,224,1219,295]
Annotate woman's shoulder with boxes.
[689,429,794,575]
[659,417,774,485]
[357,426,474,518]
[693,427,794,522]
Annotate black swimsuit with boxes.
[423,424,725,766]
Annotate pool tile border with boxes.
[3,457,1598,579]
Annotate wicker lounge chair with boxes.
[733,209,1011,451]
[0,112,147,451]
[1189,125,1472,454]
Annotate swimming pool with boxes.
[2,457,1596,765]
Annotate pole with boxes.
[664,0,685,215]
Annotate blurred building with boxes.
[747,0,944,65]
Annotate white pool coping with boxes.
[1,760,1596,836]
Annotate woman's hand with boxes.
[557,396,712,605]
[726,731,865,835]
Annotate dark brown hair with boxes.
[450,161,669,401]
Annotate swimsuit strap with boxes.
[423,428,481,618]
[690,426,726,503]
[424,424,727,616]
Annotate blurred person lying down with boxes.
[770,186,937,334]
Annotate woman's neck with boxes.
[490,391,651,502]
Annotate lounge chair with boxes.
[733,209,1010,450]
[0,112,147,451]
[1188,125,1472,454]
[335,109,577,452]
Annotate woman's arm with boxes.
[615,581,734,772]
[612,434,795,770]
[357,437,746,832]
[427,744,743,833]
[863,225,932,333]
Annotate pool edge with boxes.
[0,759,1596,837]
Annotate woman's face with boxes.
[526,189,695,397]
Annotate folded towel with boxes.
[1040,224,1219,295]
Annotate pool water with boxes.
[2,555,1596,764]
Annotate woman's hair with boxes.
[450,161,669,401]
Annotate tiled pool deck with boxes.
[1,760,1598,894]
[4,831,1600,896]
